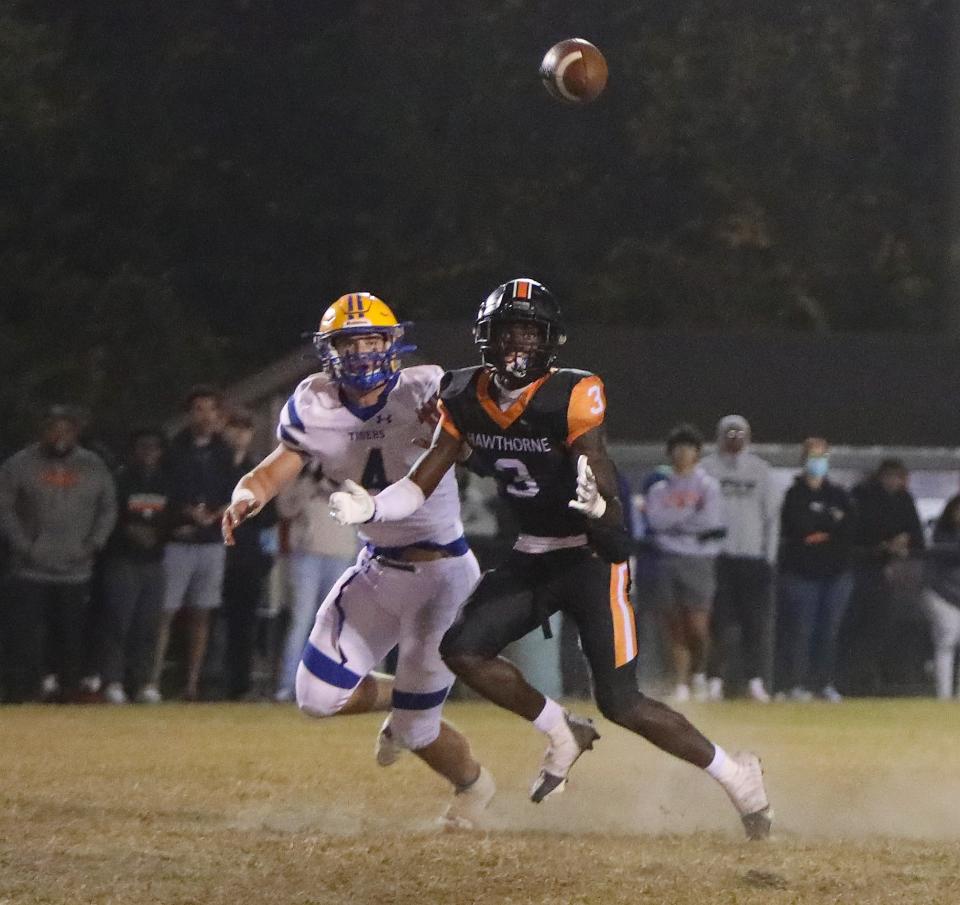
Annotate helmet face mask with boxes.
[474,279,566,387]
[312,293,415,394]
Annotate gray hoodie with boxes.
[646,465,725,557]
[700,416,779,563]
[0,443,117,583]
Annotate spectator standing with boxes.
[701,415,779,702]
[273,460,357,702]
[922,495,960,699]
[0,406,116,702]
[97,429,170,704]
[144,386,234,702]
[845,459,925,695]
[221,411,276,699]
[646,424,725,702]
[777,437,855,702]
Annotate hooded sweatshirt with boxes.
[0,443,117,583]
[700,416,780,563]
[645,465,725,558]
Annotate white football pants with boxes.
[296,547,481,749]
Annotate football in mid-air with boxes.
[539,38,608,104]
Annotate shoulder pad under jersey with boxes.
[440,366,484,401]
[532,368,598,413]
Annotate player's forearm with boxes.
[234,445,305,513]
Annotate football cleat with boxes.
[530,713,600,803]
[719,751,773,840]
[441,766,496,830]
[374,718,404,767]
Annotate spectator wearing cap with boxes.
[701,415,779,702]
[143,386,234,702]
[96,429,170,704]
[0,406,117,702]
[776,437,855,702]
[645,424,725,702]
[845,458,925,695]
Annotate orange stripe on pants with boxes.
[609,562,637,667]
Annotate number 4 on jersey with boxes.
[361,448,388,492]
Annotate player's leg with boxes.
[387,553,495,827]
[439,555,545,719]
[569,556,773,839]
[441,551,601,803]
[295,558,398,719]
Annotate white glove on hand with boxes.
[329,480,375,525]
[568,454,607,520]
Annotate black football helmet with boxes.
[474,278,567,385]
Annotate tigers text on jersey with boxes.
[438,366,606,540]
[277,365,463,549]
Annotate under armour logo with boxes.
[376,413,392,424]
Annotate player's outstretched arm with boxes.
[329,425,464,526]
[222,443,305,545]
[569,426,633,563]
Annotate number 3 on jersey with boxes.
[494,457,540,498]
[361,448,388,492]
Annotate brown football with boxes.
[539,38,608,104]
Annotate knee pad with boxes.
[295,661,352,718]
[388,706,442,751]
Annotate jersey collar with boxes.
[477,369,551,430]
[338,372,400,421]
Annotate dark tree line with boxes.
[0,0,950,447]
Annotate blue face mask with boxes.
[805,455,829,478]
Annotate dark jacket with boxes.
[165,430,234,544]
[779,476,855,579]
[851,478,924,562]
[107,464,170,562]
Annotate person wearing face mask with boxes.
[776,437,855,702]
[0,406,117,702]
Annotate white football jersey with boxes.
[277,365,464,549]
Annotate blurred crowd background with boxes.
[2,388,958,706]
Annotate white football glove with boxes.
[329,479,375,525]
[568,454,607,520]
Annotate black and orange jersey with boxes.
[438,366,607,539]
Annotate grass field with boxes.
[1,699,959,904]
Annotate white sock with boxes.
[532,697,565,734]
[704,744,739,784]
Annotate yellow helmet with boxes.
[312,292,415,392]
